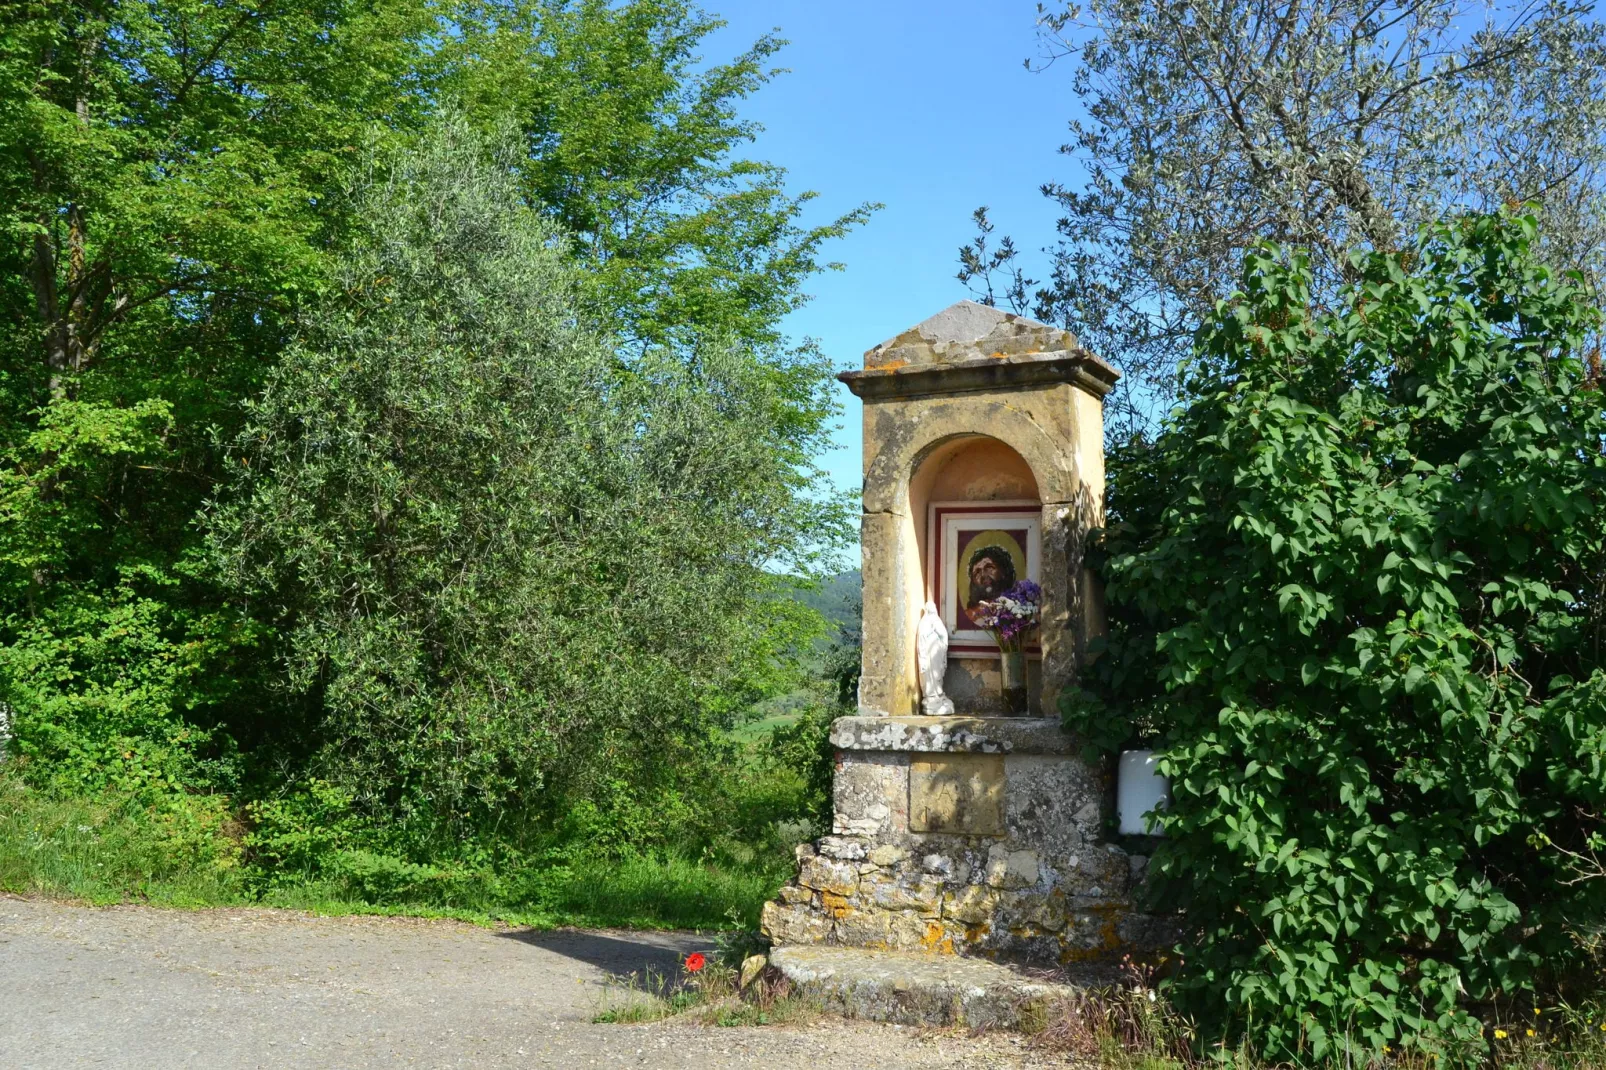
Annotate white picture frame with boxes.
[927,501,1042,656]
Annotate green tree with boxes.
[963,0,1606,434]
[1066,212,1606,1061]
[0,0,434,789]
[0,0,865,823]
[208,116,848,848]
[445,0,876,352]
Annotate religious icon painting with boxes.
[928,501,1042,655]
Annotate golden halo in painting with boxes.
[956,528,1026,619]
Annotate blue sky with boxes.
[707,3,1089,498]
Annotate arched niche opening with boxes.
[903,435,1046,714]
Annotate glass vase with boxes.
[1000,650,1028,715]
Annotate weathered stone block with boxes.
[944,885,998,924]
[834,910,891,947]
[886,912,943,951]
[816,835,868,861]
[909,754,1005,835]
[770,945,1085,1030]
[867,844,907,867]
[761,901,831,945]
[798,856,859,897]
[984,844,1041,889]
[1007,850,1041,885]
[820,891,854,918]
[831,716,1074,755]
[1062,899,1127,955]
[778,884,813,906]
[996,890,1065,933]
[833,752,907,836]
[865,877,942,917]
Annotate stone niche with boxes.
[760,301,1169,965]
[913,435,1045,714]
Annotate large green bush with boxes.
[208,115,842,850]
[1067,212,1606,1062]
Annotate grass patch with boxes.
[534,853,778,930]
[1031,973,1606,1070]
[724,689,811,745]
[0,771,785,931]
[0,775,248,908]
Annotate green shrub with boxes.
[1067,212,1606,1063]
[242,779,364,888]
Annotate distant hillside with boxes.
[791,570,860,639]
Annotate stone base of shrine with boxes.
[760,716,1173,966]
[768,945,1089,1029]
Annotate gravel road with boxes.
[0,897,1066,1069]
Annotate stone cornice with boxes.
[838,350,1120,401]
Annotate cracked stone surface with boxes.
[763,718,1180,966]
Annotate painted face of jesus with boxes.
[966,547,1015,607]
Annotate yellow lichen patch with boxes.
[821,892,854,919]
[1058,902,1125,962]
[921,921,956,954]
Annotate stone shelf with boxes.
[830,715,1074,755]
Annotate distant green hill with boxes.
[791,570,860,638]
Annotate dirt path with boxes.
[0,897,1067,1069]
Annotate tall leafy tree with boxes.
[444,0,876,352]
[961,0,1606,434]
[1,0,864,827]
[0,0,435,788]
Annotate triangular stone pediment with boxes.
[865,300,1079,369]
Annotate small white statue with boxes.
[917,601,955,717]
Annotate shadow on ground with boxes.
[498,928,715,981]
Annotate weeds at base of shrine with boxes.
[592,956,820,1028]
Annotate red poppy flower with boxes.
[685,952,706,973]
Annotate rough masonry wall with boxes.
[760,719,1167,965]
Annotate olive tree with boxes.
[963,0,1606,435]
[209,116,847,844]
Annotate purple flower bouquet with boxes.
[969,580,1041,714]
[969,580,1042,652]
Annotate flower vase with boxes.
[1000,650,1028,715]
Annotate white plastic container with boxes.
[1117,749,1170,836]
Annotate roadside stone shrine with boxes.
[761,301,1168,976]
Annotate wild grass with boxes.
[592,958,819,1028]
[0,771,787,931]
[0,775,248,908]
[531,854,778,930]
[1029,964,1606,1070]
